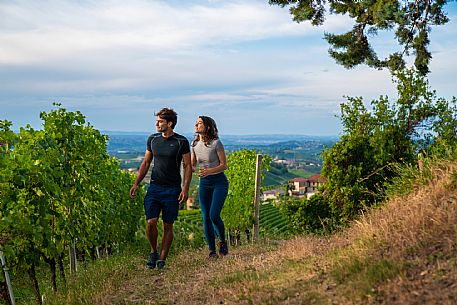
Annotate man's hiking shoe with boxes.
[209,251,217,259]
[219,241,228,256]
[146,252,159,269]
[157,260,166,270]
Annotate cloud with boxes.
[0,0,351,97]
[0,0,334,65]
[1,1,456,135]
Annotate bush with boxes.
[279,194,336,234]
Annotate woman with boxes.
[191,116,229,257]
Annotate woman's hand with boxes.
[198,166,211,178]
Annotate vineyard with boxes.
[1,107,292,305]
[2,203,289,305]
[259,203,289,236]
[0,107,145,304]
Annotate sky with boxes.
[1,0,456,136]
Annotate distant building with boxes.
[288,174,326,199]
[262,189,285,202]
[186,196,197,210]
[273,158,294,166]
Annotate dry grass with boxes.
[58,160,457,305]
[349,161,457,259]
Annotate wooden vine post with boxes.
[0,250,16,305]
[253,154,262,243]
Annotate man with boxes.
[130,108,192,270]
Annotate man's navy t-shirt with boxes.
[146,133,190,187]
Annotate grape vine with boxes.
[0,106,144,304]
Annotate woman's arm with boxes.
[191,148,197,172]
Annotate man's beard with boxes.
[157,125,168,132]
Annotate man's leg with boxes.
[144,184,161,268]
[156,185,180,269]
[144,184,160,253]
[146,218,159,252]
[160,222,173,260]
[145,218,160,269]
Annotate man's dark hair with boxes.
[156,108,178,129]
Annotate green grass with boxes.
[6,241,146,305]
[330,255,400,299]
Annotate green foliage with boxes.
[222,150,271,230]
[171,216,206,252]
[0,120,17,152]
[270,0,450,75]
[320,68,457,224]
[279,194,336,234]
[386,145,457,198]
[0,105,144,302]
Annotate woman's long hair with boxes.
[191,116,219,147]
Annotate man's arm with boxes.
[130,150,153,198]
[178,152,192,203]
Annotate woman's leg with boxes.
[199,180,216,252]
[209,179,228,242]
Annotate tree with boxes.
[320,68,457,223]
[269,0,450,75]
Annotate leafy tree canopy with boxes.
[270,0,450,75]
[280,69,456,231]
[321,68,457,222]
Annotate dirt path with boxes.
[94,237,341,305]
[93,228,457,305]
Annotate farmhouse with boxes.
[288,174,326,199]
[262,189,285,202]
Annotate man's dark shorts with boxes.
[144,182,181,224]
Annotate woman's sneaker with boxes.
[219,241,228,256]
[146,252,159,269]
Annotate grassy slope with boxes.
[46,160,457,305]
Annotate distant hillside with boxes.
[105,133,335,181]
[264,162,312,186]
[104,132,336,156]
[104,132,329,185]
[264,169,297,186]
